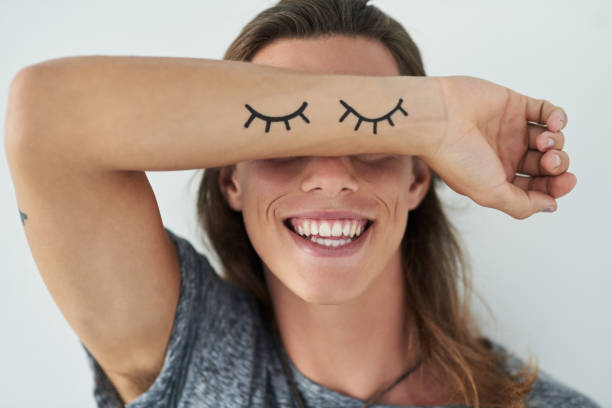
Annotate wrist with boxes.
[376,75,448,159]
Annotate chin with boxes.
[291,275,366,306]
[262,258,373,306]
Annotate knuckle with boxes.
[511,207,531,220]
[537,98,551,123]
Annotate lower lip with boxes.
[285,222,373,257]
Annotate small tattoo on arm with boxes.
[338,98,408,134]
[19,209,28,226]
[244,101,310,133]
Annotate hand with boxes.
[422,76,577,219]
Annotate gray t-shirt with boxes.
[80,227,601,408]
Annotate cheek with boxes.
[366,173,413,239]
[356,159,411,183]
[239,162,300,231]
[237,180,290,254]
[363,167,412,205]
[239,165,293,214]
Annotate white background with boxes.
[1,1,610,406]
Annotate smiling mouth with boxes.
[282,219,374,242]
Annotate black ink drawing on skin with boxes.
[338,98,408,134]
[244,102,310,133]
[19,209,28,226]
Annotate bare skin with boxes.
[220,35,575,405]
[7,35,574,405]
[429,76,575,217]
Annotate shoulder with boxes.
[163,226,258,316]
[487,339,602,408]
[526,368,602,408]
[82,227,267,407]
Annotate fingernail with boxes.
[557,110,566,128]
[547,137,554,148]
[541,207,556,213]
[554,153,561,167]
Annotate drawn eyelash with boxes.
[338,98,408,134]
[244,101,310,133]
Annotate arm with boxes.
[9,55,444,172]
[13,56,571,219]
[4,56,444,403]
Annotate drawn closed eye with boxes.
[244,101,310,133]
[338,98,408,135]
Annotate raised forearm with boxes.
[7,55,445,171]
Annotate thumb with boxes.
[498,182,557,219]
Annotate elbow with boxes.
[5,62,67,159]
[5,66,42,158]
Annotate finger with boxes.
[495,182,557,219]
[512,171,578,199]
[525,97,568,132]
[517,149,569,176]
[527,124,565,152]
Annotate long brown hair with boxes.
[196,1,539,406]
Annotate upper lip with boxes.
[283,211,374,221]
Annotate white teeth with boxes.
[318,221,331,237]
[342,222,351,237]
[331,221,343,237]
[290,218,369,238]
[310,236,352,247]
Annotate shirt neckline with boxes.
[275,336,471,408]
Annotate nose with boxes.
[300,156,359,196]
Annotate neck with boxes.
[264,251,424,403]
